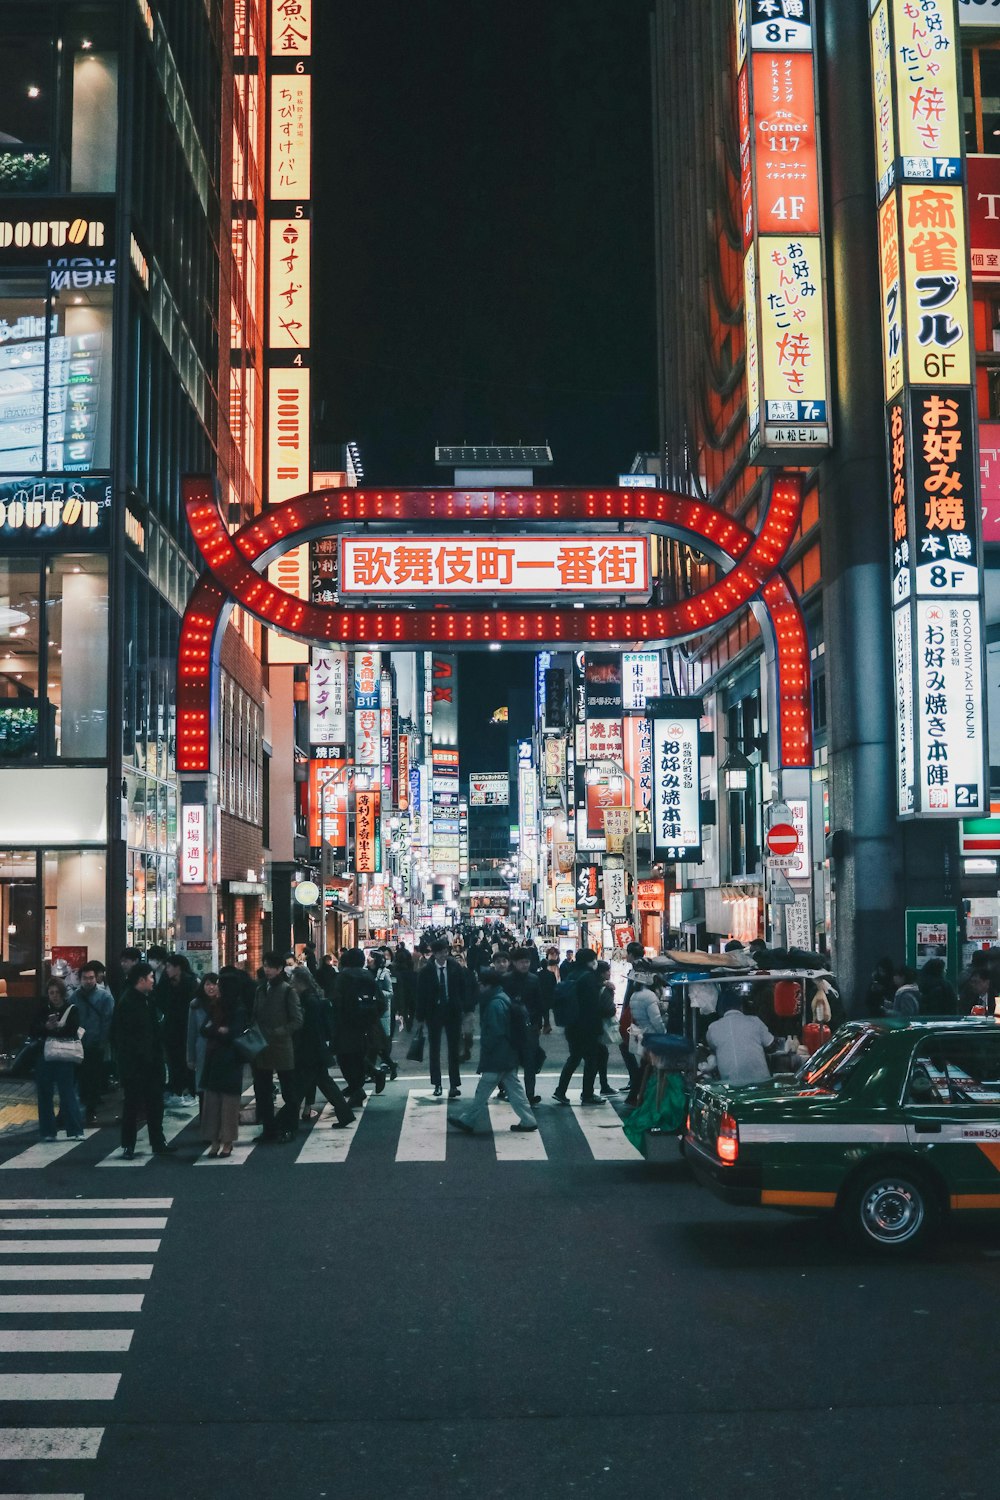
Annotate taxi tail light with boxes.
[717,1111,739,1165]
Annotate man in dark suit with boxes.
[415,938,467,1098]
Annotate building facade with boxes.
[0,0,267,1011]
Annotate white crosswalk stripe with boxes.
[0,1131,99,1171]
[0,1197,172,1483]
[0,1081,647,1169]
[294,1098,368,1164]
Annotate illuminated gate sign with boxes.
[648,696,703,864]
[339,535,651,597]
[736,0,832,463]
[869,0,988,817]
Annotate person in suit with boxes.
[415,937,467,1098]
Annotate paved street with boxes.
[0,1061,998,1500]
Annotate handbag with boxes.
[8,1036,42,1079]
[406,1023,425,1063]
[44,1033,84,1064]
[42,1008,84,1063]
[234,1023,269,1065]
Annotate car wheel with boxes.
[844,1166,937,1254]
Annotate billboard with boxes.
[739,0,831,463]
[649,696,703,863]
[468,773,510,807]
[354,790,381,874]
[622,652,661,711]
[309,649,347,746]
[574,862,603,912]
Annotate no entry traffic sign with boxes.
[766,822,800,865]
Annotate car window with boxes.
[797,1030,876,1092]
[907,1034,1000,1106]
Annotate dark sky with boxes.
[313,0,658,487]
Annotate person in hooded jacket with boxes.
[448,969,537,1134]
[917,958,958,1016]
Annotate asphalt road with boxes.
[1,1065,998,1500]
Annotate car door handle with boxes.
[914,1123,941,1134]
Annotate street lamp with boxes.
[721,745,753,792]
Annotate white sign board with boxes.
[339,535,651,596]
[916,600,986,815]
[181,805,206,885]
[622,652,661,711]
[602,867,628,920]
[309,649,347,746]
[786,798,811,880]
[651,701,702,863]
[468,773,510,807]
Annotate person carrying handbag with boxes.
[31,977,85,1140]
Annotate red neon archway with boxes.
[177,477,813,773]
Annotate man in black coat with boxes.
[155,954,198,1103]
[333,949,386,1107]
[415,938,467,1098]
[553,949,606,1106]
[111,963,176,1159]
[503,947,545,1105]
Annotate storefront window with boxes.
[71,48,118,193]
[45,554,108,758]
[0,556,40,760]
[43,849,106,975]
[964,43,1000,155]
[0,850,39,1001]
[0,269,113,478]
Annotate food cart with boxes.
[622,957,838,1158]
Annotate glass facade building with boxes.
[0,0,265,1013]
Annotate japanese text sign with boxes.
[749,0,814,52]
[751,51,820,235]
[309,648,347,746]
[271,0,311,54]
[648,696,703,863]
[915,599,985,813]
[900,184,971,385]
[622,652,661,711]
[354,790,381,874]
[967,155,1000,279]
[469,773,510,807]
[338,535,651,597]
[181,805,206,885]
[574,862,603,912]
[909,389,979,596]
[757,235,829,429]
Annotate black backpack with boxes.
[551,975,580,1027]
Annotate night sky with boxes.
[312,1,658,765]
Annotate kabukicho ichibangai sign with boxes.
[869,0,988,817]
[736,0,832,463]
[648,696,704,863]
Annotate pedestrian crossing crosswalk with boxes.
[0,1083,645,1169]
[0,1195,172,1492]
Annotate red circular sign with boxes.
[766,823,799,856]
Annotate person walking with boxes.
[251,951,303,1143]
[72,962,114,1124]
[552,949,606,1106]
[449,969,538,1135]
[392,944,416,1030]
[111,962,176,1158]
[594,959,620,1096]
[199,971,248,1157]
[333,949,386,1108]
[367,950,398,1079]
[538,945,561,1034]
[415,937,466,1098]
[504,947,545,1105]
[618,941,647,1106]
[32,977,86,1140]
[291,967,356,1128]
[155,954,198,1105]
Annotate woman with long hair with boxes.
[32,976,85,1140]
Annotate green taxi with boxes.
[684,1018,1000,1252]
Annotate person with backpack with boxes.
[552,949,606,1106]
[448,969,538,1135]
[333,948,387,1108]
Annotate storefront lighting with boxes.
[81,39,93,49]
[721,746,753,792]
[27,86,39,98]
[0,606,29,632]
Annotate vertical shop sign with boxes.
[309,648,346,746]
[574,862,603,912]
[738,0,831,463]
[354,790,381,874]
[870,0,987,817]
[181,805,206,885]
[622,651,661,711]
[264,3,312,663]
[648,696,703,863]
